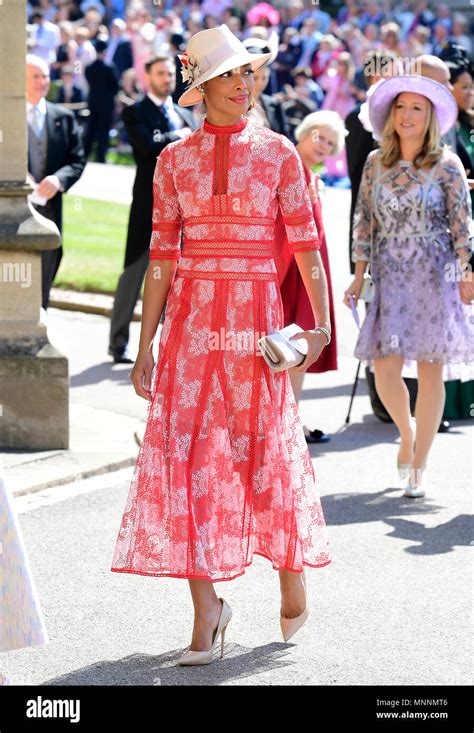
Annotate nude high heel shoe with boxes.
[280,572,310,642]
[403,465,427,498]
[397,416,416,480]
[176,597,232,666]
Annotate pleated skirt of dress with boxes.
[111,261,331,583]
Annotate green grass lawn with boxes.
[56,195,132,294]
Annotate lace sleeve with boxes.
[351,150,376,263]
[441,152,473,262]
[277,140,320,255]
[149,144,182,260]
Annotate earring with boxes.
[197,84,205,96]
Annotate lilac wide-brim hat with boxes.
[368,75,458,137]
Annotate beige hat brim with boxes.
[177,49,273,107]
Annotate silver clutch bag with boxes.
[257,323,308,372]
[359,274,376,303]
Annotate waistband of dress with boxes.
[181,238,274,258]
[378,228,448,238]
[176,267,278,281]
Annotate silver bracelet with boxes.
[313,326,331,346]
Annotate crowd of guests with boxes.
[26,0,473,427]
[7,7,474,682]
[26,0,474,174]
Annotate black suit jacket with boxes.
[345,102,377,275]
[85,59,120,113]
[259,93,290,138]
[28,100,86,233]
[112,39,133,76]
[122,94,197,267]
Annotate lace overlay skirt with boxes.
[111,257,331,582]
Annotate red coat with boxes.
[274,163,338,373]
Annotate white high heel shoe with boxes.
[176,598,232,666]
[280,572,309,642]
[403,466,427,498]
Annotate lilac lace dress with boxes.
[351,148,474,382]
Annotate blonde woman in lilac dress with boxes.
[343,76,474,498]
[0,459,48,684]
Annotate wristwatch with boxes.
[313,326,331,346]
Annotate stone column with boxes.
[0,0,69,449]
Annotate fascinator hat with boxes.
[177,24,273,107]
[368,74,458,137]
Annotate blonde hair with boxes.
[379,93,445,169]
[337,51,355,82]
[320,34,340,50]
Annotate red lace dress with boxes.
[111,115,331,583]
[274,165,338,373]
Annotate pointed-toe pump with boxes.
[397,416,416,480]
[403,466,427,498]
[176,597,232,666]
[280,573,309,643]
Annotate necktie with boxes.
[160,102,178,131]
[29,105,42,136]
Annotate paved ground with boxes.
[0,184,472,686]
[2,424,471,686]
[67,161,135,205]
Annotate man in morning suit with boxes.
[108,54,197,363]
[26,54,86,310]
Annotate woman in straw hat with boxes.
[343,75,474,499]
[111,24,332,665]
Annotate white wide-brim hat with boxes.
[177,24,273,107]
[368,74,458,137]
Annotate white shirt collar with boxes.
[147,91,173,108]
[27,97,47,115]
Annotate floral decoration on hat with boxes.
[178,51,198,86]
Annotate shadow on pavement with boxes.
[307,417,470,456]
[70,362,134,389]
[321,488,471,556]
[42,643,299,685]
[383,514,473,555]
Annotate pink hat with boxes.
[246,2,280,27]
[368,75,458,137]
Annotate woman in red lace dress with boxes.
[111,25,332,665]
[274,111,344,443]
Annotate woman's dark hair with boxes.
[447,62,473,86]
